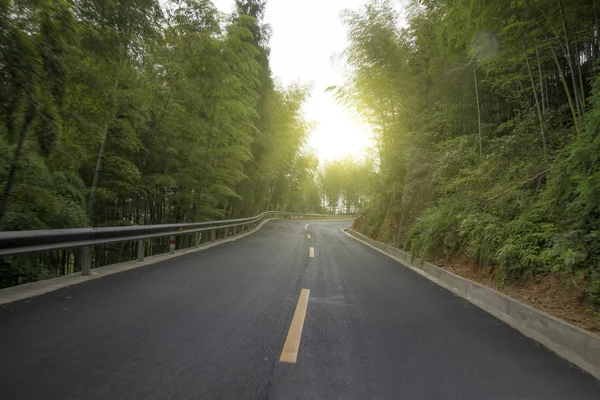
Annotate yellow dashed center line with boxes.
[307,233,311,239]
[309,247,314,257]
[280,288,311,363]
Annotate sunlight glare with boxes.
[305,94,372,162]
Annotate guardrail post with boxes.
[233,225,237,236]
[137,239,144,261]
[194,232,199,247]
[211,229,216,242]
[82,246,91,275]
[169,235,176,254]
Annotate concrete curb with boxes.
[0,218,350,306]
[343,228,600,380]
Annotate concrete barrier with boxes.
[344,228,600,380]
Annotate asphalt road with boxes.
[1,220,599,399]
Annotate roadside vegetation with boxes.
[0,0,318,234]
[338,0,600,314]
[0,0,372,287]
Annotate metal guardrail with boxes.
[0,211,353,275]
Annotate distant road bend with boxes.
[1,220,599,399]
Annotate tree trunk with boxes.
[87,71,121,226]
[0,103,35,231]
[473,62,483,157]
[265,177,278,212]
[522,38,548,162]
[549,44,581,134]
[535,46,546,114]
[576,42,586,107]
[593,0,600,59]
[87,121,109,224]
[557,0,584,119]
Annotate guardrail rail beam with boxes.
[0,212,355,277]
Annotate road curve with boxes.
[0,219,599,399]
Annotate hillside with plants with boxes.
[337,0,600,318]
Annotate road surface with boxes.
[1,220,599,399]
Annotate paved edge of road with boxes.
[0,218,350,306]
[343,228,600,381]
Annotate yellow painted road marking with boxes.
[309,247,314,257]
[307,233,311,239]
[280,289,310,363]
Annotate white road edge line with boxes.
[340,227,600,380]
[305,223,310,230]
[340,228,454,285]
[309,247,314,257]
[307,233,311,239]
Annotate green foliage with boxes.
[538,66,600,302]
[0,0,322,287]
[0,256,56,288]
[342,0,600,308]
[319,155,374,214]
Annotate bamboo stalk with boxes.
[557,0,584,118]
[549,44,580,134]
[535,45,545,113]
[522,38,548,162]
[473,61,483,157]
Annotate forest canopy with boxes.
[339,0,600,308]
[0,0,369,286]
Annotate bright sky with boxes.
[213,0,374,162]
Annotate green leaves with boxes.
[341,0,600,307]
[0,0,319,286]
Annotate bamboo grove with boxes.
[340,0,600,307]
[0,0,372,286]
